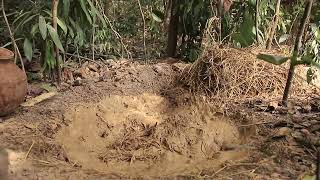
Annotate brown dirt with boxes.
[0,59,318,179]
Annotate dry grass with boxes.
[181,46,307,103]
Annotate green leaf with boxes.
[301,52,314,65]
[47,24,65,53]
[232,33,249,47]
[74,22,85,46]
[44,41,56,72]
[31,23,39,37]
[13,11,32,25]
[257,53,291,65]
[39,15,47,39]
[79,0,92,24]
[63,0,70,17]
[234,10,255,47]
[68,25,75,38]
[151,10,164,22]
[86,0,107,28]
[14,14,38,32]
[23,38,33,61]
[57,18,68,35]
[307,68,314,84]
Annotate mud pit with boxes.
[2,60,316,179]
[57,93,247,177]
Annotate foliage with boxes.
[178,0,212,61]
[12,0,108,74]
[257,0,317,105]
[1,0,319,69]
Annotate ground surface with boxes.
[0,59,319,179]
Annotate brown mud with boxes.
[0,59,318,179]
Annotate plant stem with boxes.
[1,0,25,73]
[137,0,147,60]
[52,0,61,85]
[255,0,259,43]
[282,0,314,106]
[266,0,281,49]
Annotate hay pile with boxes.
[182,47,307,101]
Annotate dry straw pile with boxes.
[182,46,308,101]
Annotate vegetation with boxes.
[0,0,319,97]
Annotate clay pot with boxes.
[0,48,27,116]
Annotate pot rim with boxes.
[0,47,14,60]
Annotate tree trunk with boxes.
[164,0,172,32]
[52,0,61,84]
[166,0,179,57]
[282,0,313,106]
[266,0,281,49]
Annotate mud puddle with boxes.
[56,93,250,177]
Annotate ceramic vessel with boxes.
[0,48,27,116]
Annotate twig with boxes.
[25,140,35,160]
[303,145,316,159]
[65,52,105,66]
[238,121,274,127]
[211,165,228,177]
[1,0,25,72]
[217,169,258,179]
[137,0,147,60]
[96,1,131,59]
[32,159,52,165]
[266,0,281,49]
[204,163,260,178]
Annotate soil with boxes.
[0,59,319,179]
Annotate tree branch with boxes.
[1,0,25,73]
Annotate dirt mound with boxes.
[56,93,247,177]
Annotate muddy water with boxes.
[56,93,249,177]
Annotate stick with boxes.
[137,0,147,60]
[238,121,274,127]
[1,0,25,72]
[95,1,131,59]
[25,140,35,160]
[65,52,105,66]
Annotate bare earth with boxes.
[0,59,318,179]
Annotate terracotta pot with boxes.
[0,48,27,116]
